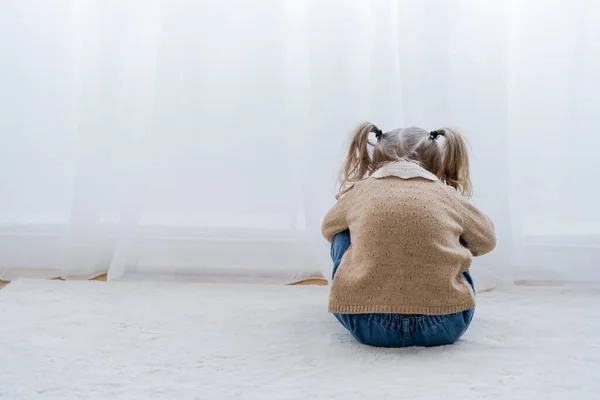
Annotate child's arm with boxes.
[456,197,496,257]
[321,193,351,243]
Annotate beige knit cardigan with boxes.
[322,163,496,315]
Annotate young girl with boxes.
[322,123,496,348]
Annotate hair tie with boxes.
[373,127,383,140]
[429,130,445,140]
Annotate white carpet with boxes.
[1,280,599,400]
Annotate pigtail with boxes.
[437,128,472,197]
[337,122,381,199]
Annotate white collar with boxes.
[371,160,438,181]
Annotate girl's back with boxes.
[323,170,494,315]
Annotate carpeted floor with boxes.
[1,280,599,400]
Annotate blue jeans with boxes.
[331,230,475,348]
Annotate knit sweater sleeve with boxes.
[321,191,351,243]
[454,193,496,257]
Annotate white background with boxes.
[1,0,598,283]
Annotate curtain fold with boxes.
[1,0,599,283]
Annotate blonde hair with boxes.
[337,122,472,198]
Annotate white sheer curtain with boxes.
[1,0,599,284]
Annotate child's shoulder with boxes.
[430,181,476,213]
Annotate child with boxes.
[322,123,496,347]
